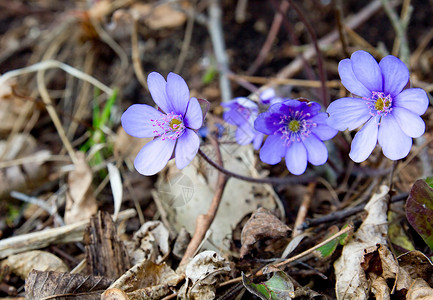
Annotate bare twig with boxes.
[207,0,232,102]
[180,138,228,265]
[174,0,196,73]
[131,15,148,90]
[246,0,289,75]
[292,182,316,237]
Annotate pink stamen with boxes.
[151,112,185,140]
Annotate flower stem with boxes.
[197,148,316,185]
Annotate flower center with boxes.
[288,120,300,132]
[273,108,316,146]
[365,91,393,118]
[151,112,185,140]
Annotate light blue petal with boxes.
[303,135,328,165]
[147,72,172,113]
[166,72,190,115]
[134,137,176,175]
[326,98,371,131]
[235,123,255,145]
[121,104,163,138]
[392,107,425,138]
[285,142,307,175]
[378,114,412,160]
[379,55,409,97]
[259,135,285,165]
[310,113,338,141]
[393,88,429,115]
[338,58,371,97]
[184,97,203,129]
[252,132,264,150]
[351,50,382,92]
[349,118,379,163]
[175,129,200,169]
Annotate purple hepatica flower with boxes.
[121,72,203,176]
[254,100,337,175]
[327,50,429,162]
[222,97,264,150]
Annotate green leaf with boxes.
[242,271,294,300]
[406,179,433,252]
[425,177,433,189]
[315,224,353,258]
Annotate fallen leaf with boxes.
[179,250,231,300]
[125,220,170,265]
[398,250,433,286]
[25,269,112,299]
[240,207,290,258]
[406,279,433,300]
[242,271,295,299]
[131,2,188,30]
[1,250,68,279]
[334,185,389,300]
[64,151,98,224]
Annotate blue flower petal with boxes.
[259,135,285,165]
[134,137,176,175]
[175,129,200,169]
[378,114,412,160]
[393,88,429,116]
[147,72,172,113]
[326,97,371,131]
[349,117,379,163]
[166,72,190,115]
[121,104,164,138]
[285,142,307,175]
[303,135,328,165]
[392,107,425,138]
[338,58,371,97]
[310,113,338,140]
[379,55,409,97]
[235,123,256,145]
[252,132,264,150]
[254,112,277,135]
[184,97,203,129]
[351,50,383,93]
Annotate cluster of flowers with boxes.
[122,50,429,176]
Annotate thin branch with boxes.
[207,0,232,102]
[180,138,228,265]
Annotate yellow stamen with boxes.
[289,120,300,132]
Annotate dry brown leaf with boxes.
[0,78,27,134]
[131,2,188,30]
[179,250,231,300]
[108,259,181,298]
[64,151,98,224]
[334,185,389,300]
[0,250,68,280]
[398,250,433,286]
[101,288,129,300]
[25,269,112,300]
[406,279,433,300]
[124,220,170,265]
[240,207,290,258]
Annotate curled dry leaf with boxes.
[398,250,433,286]
[334,185,389,300]
[0,135,50,199]
[179,250,230,300]
[125,220,170,265]
[130,2,188,30]
[406,279,433,300]
[0,250,68,280]
[108,259,181,299]
[240,207,290,258]
[101,288,129,300]
[64,151,98,224]
[25,269,112,300]
[0,78,28,134]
